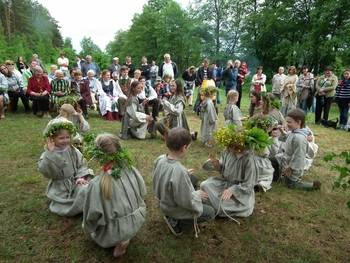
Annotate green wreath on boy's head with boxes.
[214,124,272,153]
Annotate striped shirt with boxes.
[335,79,350,99]
[51,78,71,104]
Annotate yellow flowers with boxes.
[214,125,272,153]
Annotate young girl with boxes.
[56,103,90,148]
[280,66,298,116]
[201,126,269,217]
[125,80,153,139]
[38,118,93,216]
[82,133,146,258]
[275,109,321,190]
[249,91,262,117]
[200,86,218,147]
[223,90,242,127]
[155,80,190,138]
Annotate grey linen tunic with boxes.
[38,146,93,216]
[223,103,242,127]
[200,98,218,143]
[126,96,148,139]
[152,155,203,219]
[201,150,258,217]
[82,167,146,248]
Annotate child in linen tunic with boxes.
[224,90,242,127]
[38,118,93,216]
[200,95,218,146]
[125,81,153,139]
[82,133,146,257]
[201,150,258,217]
[153,127,215,235]
[275,109,321,190]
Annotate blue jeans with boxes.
[336,98,350,126]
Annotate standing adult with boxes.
[236,61,249,108]
[81,55,100,77]
[280,66,298,116]
[57,51,70,77]
[124,56,135,78]
[315,66,338,124]
[149,60,159,87]
[182,66,196,106]
[158,53,178,79]
[222,60,238,95]
[140,56,151,82]
[27,66,51,117]
[271,66,286,99]
[335,69,350,130]
[72,55,84,71]
[296,66,314,113]
[250,66,266,94]
[108,57,121,76]
[196,58,213,87]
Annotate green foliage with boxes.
[214,124,272,153]
[241,0,350,74]
[324,151,350,206]
[106,0,203,72]
[83,133,134,179]
[80,36,109,69]
[0,0,64,65]
[244,115,275,132]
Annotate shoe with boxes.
[312,180,321,190]
[163,216,182,236]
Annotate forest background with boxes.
[1,0,350,76]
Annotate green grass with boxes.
[0,85,349,262]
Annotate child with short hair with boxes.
[160,74,172,99]
[276,109,321,190]
[223,90,242,127]
[82,133,146,258]
[200,86,218,147]
[38,118,93,216]
[153,127,215,236]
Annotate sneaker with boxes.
[312,180,321,190]
[163,216,182,236]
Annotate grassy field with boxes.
[0,86,349,263]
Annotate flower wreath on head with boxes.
[244,114,276,133]
[43,117,77,138]
[200,85,217,98]
[214,124,272,153]
[83,133,134,179]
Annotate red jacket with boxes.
[27,75,51,95]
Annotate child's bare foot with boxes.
[0,114,4,119]
[113,240,130,258]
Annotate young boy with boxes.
[152,127,215,236]
[276,109,321,190]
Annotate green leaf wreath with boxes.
[83,133,134,179]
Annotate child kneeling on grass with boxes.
[82,133,146,258]
[38,117,93,216]
[153,127,215,236]
[275,109,321,190]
